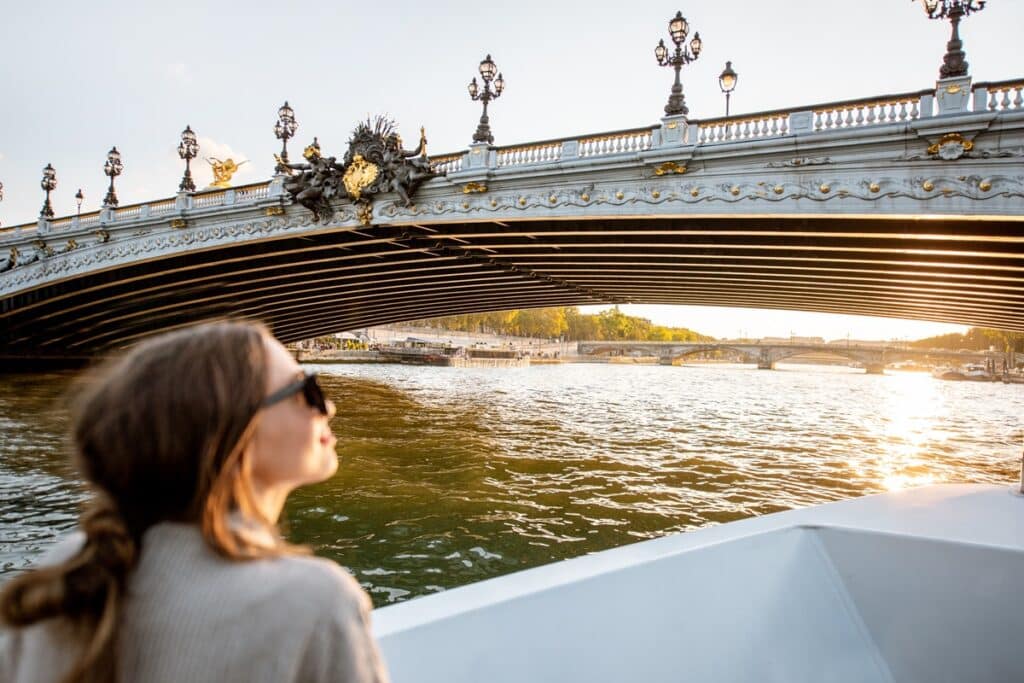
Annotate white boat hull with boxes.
[374,485,1024,683]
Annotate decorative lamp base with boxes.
[936,76,972,115]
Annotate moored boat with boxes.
[933,363,996,381]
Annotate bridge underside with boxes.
[1,214,1021,359]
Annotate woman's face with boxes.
[249,337,338,499]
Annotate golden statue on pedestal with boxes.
[206,157,248,189]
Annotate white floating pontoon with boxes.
[374,484,1024,683]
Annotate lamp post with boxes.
[75,189,84,217]
[917,0,986,79]
[273,101,298,173]
[40,164,57,219]
[177,125,199,193]
[468,54,504,144]
[103,146,123,208]
[719,60,738,116]
[655,11,702,117]
[0,180,4,228]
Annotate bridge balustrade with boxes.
[0,76,1019,241]
[974,80,1024,112]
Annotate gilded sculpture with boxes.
[206,157,248,188]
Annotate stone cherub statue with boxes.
[275,138,345,220]
[206,157,248,189]
[382,126,434,207]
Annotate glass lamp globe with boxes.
[719,61,738,93]
[655,39,668,63]
[479,55,497,82]
[669,12,688,45]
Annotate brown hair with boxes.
[0,321,296,682]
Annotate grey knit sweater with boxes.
[0,523,390,682]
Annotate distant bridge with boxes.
[577,341,1003,373]
[0,72,1022,363]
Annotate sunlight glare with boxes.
[877,372,946,491]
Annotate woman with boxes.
[0,322,389,682]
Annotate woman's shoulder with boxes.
[269,553,371,612]
[35,530,86,567]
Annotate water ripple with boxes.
[1,363,1020,607]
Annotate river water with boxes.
[1,362,1020,607]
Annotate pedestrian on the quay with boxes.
[0,321,389,683]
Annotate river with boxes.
[1,362,1020,607]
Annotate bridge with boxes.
[0,69,1022,363]
[576,341,1003,374]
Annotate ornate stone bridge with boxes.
[0,74,1022,363]
[576,341,1002,374]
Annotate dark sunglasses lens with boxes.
[303,375,328,414]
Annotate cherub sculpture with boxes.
[276,139,345,221]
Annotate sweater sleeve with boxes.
[298,573,390,683]
[0,628,18,682]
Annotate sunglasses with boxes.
[261,372,329,415]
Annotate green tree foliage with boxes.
[909,327,1024,352]
[406,306,712,342]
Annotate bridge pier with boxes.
[864,363,885,375]
[658,356,674,366]
[757,360,775,370]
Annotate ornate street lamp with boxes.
[916,0,986,79]
[468,54,504,144]
[75,188,84,217]
[273,101,298,173]
[177,125,199,192]
[655,11,702,117]
[40,164,57,219]
[103,146,123,208]
[719,60,738,116]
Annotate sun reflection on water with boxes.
[877,371,946,491]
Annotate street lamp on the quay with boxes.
[178,125,199,193]
[40,164,57,219]
[273,101,298,173]
[719,60,738,116]
[103,146,123,208]
[917,0,986,79]
[468,54,504,144]
[655,11,702,117]
[75,189,84,217]
[0,180,4,228]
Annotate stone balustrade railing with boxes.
[697,110,791,143]
[234,184,270,202]
[0,181,277,238]
[812,90,932,131]
[2,76,1019,236]
[973,79,1024,112]
[429,154,463,175]
[149,199,177,215]
[578,128,655,157]
[496,141,563,166]
[114,204,144,221]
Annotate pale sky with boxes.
[2,0,1020,340]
